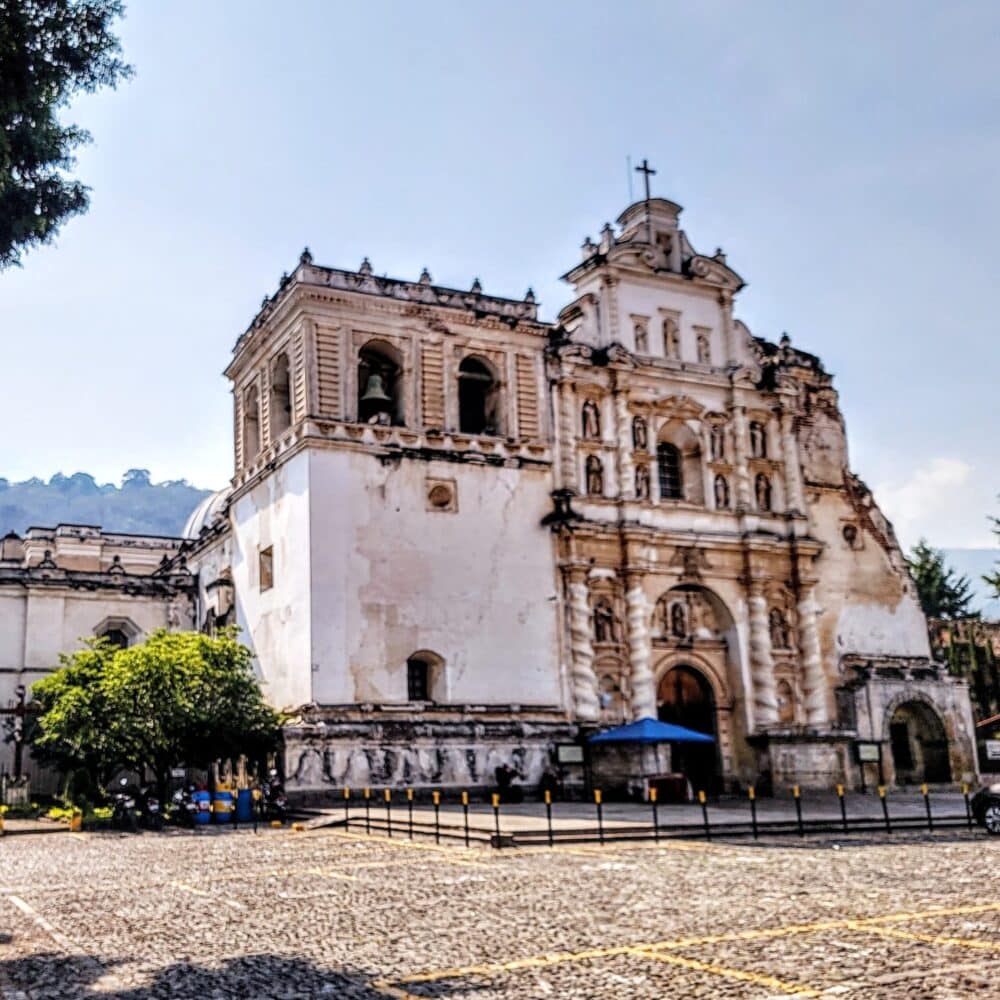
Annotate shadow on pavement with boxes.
[0,951,478,999]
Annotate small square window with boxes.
[259,546,274,591]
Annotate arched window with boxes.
[95,616,138,649]
[102,629,130,650]
[358,343,404,426]
[657,443,683,499]
[585,455,604,496]
[755,473,772,512]
[243,384,260,459]
[406,651,443,702]
[458,356,500,435]
[749,421,767,458]
[713,474,730,509]
[269,353,291,439]
[662,317,680,358]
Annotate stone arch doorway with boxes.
[888,700,951,784]
[657,664,720,795]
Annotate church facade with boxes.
[179,194,978,797]
[2,193,978,796]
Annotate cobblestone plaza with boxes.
[1,825,998,998]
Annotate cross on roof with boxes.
[635,158,656,202]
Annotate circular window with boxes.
[428,484,453,509]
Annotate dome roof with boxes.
[182,488,231,540]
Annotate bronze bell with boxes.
[360,372,391,406]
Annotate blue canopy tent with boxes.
[588,716,714,745]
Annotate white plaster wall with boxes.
[308,449,562,708]
[229,449,313,710]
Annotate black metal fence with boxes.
[330,782,981,849]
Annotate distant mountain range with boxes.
[0,471,213,539]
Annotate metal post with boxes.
[921,783,932,831]
[837,784,848,833]
[650,786,659,843]
[963,782,973,831]
[749,785,758,840]
[461,790,470,847]
[545,789,554,847]
[363,787,370,835]
[595,789,604,845]
[407,788,414,839]
[698,790,710,841]
[12,684,25,781]
[793,785,804,837]
[432,790,441,843]
[384,788,392,838]
[343,787,350,829]
[878,785,891,834]
[492,792,501,847]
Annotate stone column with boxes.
[614,390,634,499]
[625,573,655,718]
[557,379,578,492]
[747,582,779,729]
[732,405,752,510]
[797,585,829,726]
[566,569,600,721]
[719,290,737,366]
[780,410,805,514]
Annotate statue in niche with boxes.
[713,474,730,509]
[585,455,604,496]
[663,318,680,358]
[582,399,601,439]
[769,608,790,649]
[749,421,767,458]
[755,473,772,512]
[632,415,648,450]
[710,425,725,461]
[670,601,688,639]
[593,599,617,643]
[697,332,711,365]
[634,322,648,354]
[635,464,651,500]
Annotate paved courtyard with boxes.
[1,825,998,999]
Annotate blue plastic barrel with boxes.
[212,789,233,823]
[235,788,253,823]
[193,790,211,825]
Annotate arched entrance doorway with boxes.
[657,665,720,794]
[888,700,951,784]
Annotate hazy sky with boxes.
[1,1,997,548]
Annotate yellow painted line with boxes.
[632,947,819,996]
[848,922,1000,953]
[327,829,491,867]
[384,901,1000,988]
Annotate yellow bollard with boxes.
[271,820,282,828]
[649,786,658,803]
[384,788,391,802]
[461,790,469,806]
[877,784,886,798]
[594,789,603,805]
[748,785,755,801]
[343,787,350,799]
[432,790,440,806]
[291,822,305,832]
[836,783,844,797]
[406,788,414,801]
[697,789,706,804]
[491,793,500,809]
[792,784,801,799]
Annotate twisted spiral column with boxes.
[780,411,805,514]
[748,583,779,729]
[567,574,600,721]
[558,380,578,491]
[615,391,634,499]
[625,576,655,719]
[732,405,752,510]
[797,586,829,726]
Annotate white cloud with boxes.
[874,457,996,550]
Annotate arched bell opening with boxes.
[358,342,405,426]
[457,356,501,435]
[888,700,952,784]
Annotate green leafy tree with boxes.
[906,539,977,620]
[985,501,1000,600]
[31,629,280,801]
[1,0,133,269]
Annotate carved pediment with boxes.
[656,393,705,420]
[685,254,745,291]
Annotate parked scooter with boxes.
[110,777,138,832]
[138,785,163,831]
[263,768,288,823]
[170,783,199,828]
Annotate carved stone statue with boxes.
[632,415,648,450]
[670,601,687,638]
[634,322,648,354]
[585,455,604,496]
[697,333,711,365]
[755,473,772,511]
[750,421,767,458]
[710,426,725,460]
[713,474,730,509]
[582,400,601,439]
[593,599,617,643]
[635,464,650,500]
[769,608,790,649]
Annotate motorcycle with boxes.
[263,769,288,823]
[170,784,199,828]
[138,786,163,831]
[110,777,138,833]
